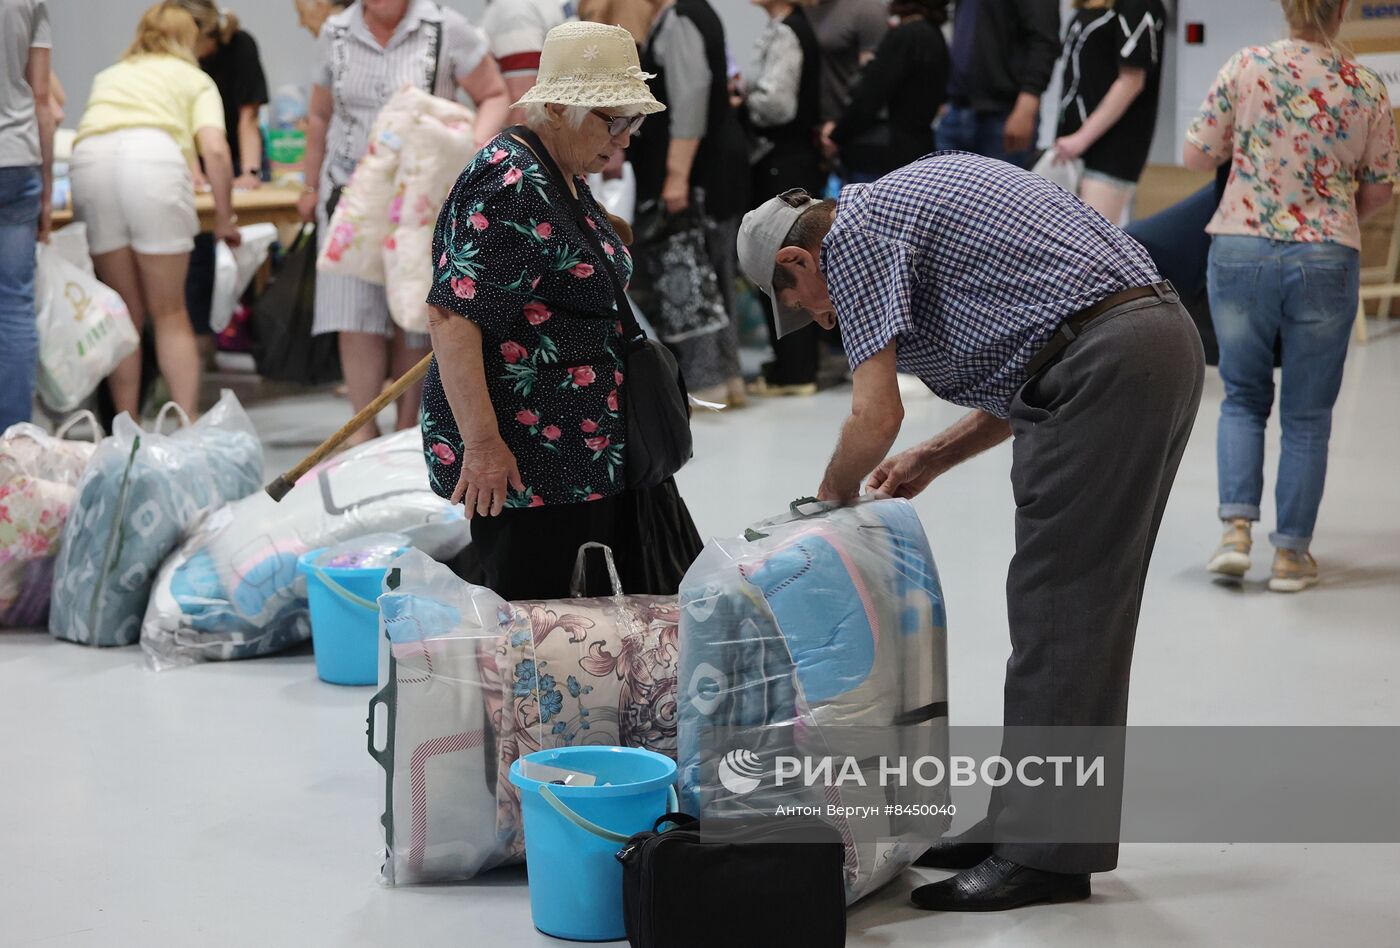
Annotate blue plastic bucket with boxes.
[296,547,395,685]
[510,746,678,942]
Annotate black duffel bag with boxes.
[616,813,847,948]
[515,127,693,488]
[251,223,342,386]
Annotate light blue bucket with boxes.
[296,547,397,686]
[510,746,678,942]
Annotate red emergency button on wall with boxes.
[1185,22,1205,44]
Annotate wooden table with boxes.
[52,186,305,244]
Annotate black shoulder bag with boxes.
[514,126,693,489]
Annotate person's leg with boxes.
[1077,174,1135,226]
[93,248,150,417]
[1207,236,1283,529]
[185,232,218,371]
[935,106,976,154]
[757,294,819,391]
[1272,242,1360,552]
[339,331,390,445]
[0,166,42,429]
[994,297,1204,875]
[133,251,200,416]
[391,327,430,431]
[702,214,744,405]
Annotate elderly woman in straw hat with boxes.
[420,22,704,600]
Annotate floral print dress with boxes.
[1187,40,1397,250]
[420,132,634,507]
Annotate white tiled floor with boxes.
[4,333,1400,947]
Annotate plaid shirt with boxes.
[824,152,1161,417]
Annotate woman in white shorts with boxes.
[70,3,240,418]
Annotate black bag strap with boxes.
[654,812,698,834]
[511,125,646,345]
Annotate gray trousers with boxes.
[990,289,1205,874]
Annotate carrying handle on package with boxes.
[570,542,624,599]
[539,784,681,844]
[55,410,104,443]
[152,402,192,434]
[789,496,835,518]
[367,684,392,767]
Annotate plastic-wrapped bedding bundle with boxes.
[141,429,470,669]
[677,498,950,903]
[370,544,680,884]
[50,394,264,647]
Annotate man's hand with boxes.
[1003,93,1040,156]
[866,444,945,499]
[452,435,526,519]
[819,121,839,160]
[38,202,52,244]
[662,173,690,215]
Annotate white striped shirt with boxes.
[313,0,490,185]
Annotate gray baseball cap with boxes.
[738,188,819,338]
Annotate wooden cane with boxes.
[264,352,435,502]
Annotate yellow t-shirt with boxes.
[75,54,225,160]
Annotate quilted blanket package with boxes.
[677,498,951,904]
[49,393,264,647]
[371,546,679,884]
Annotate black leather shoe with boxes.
[910,855,1090,912]
[914,820,993,869]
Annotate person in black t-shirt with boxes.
[820,0,949,181]
[166,0,270,368]
[1051,0,1167,224]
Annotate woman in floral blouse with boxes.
[1185,0,1396,592]
[421,22,701,600]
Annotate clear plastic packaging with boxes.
[677,498,950,903]
[315,533,410,570]
[141,429,469,669]
[370,543,679,885]
[49,393,263,647]
[0,413,102,627]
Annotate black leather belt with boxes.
[1025,280,1177,378]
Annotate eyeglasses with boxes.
[591,110,646,138]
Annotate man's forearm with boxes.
[819,410,902,503]
[37,99,54,200]
[917,410,1011,475]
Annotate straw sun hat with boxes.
[510,22,666,115]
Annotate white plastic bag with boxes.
[677,498,950,903]
[34,242,140,412]
[210,223,279,333]
[1030,149,1084,196]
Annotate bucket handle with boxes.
[538,784,680,845]
[308,563,378,611]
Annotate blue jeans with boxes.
[1207,235,1360,551]
[936,106,1037,169]
[0,165,42,430]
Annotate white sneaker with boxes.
[1207,519,1252,577]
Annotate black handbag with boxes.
[251,224,342,386]
[617,812,848,948]
[514,127,693,489]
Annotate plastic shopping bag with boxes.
[370,543,679,884]
[49,392,264,647]
[34,241,139,412]
[677,498,950,903]
[141,429,469,669]
[1030,149,1084,197]
[210,223,279,333]
[0,412,102,627]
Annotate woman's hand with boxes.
[234,171,262,190]
[214,217,242,247]
[298,188,319,223]
[1053,132,1089,163]
[662,173,690,215]
[452,435,526,518]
